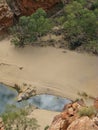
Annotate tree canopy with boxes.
[10,8,52,47]
[62,0,98,50]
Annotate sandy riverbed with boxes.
[0,38,98,129]
[0,38,98,99]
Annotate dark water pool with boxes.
[0,84,71,113]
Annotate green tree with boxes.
[10,8,52,47]
[63,1,98,49]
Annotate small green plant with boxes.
[78,106,96,117]
[78,91,88,98]
[44,125,49,130]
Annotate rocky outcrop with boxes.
[67,116,98,130]
[48,101,83,130]
[0,0,13,31]
[17,87,36,102]
[48,100,98,130]
[0,117,4,130]
[11,0,61,16]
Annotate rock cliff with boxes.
[13,0,61,16]
[0,0,13,31]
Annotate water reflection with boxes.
[27,94,71,111]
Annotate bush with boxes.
[84,40,98,54]
[78,106,96,117]
[10,8,52,47]
[1,105,39,130]
[44,125,49,130]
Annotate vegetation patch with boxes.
[9,0,98,55]
[1,105,39,130]
[10,8,53,47]
[78,106,96,117]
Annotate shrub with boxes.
[78,106,96,117]
[84,40,98,55]
[78,91,88,98]
[10,8,52,47]
[44,125,49,130]
[1,105,39,130]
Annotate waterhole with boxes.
[0,84,71,113]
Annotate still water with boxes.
[0,83,18,113]
[0,83,71,113]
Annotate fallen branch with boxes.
[50,9,64,18]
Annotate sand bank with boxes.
[0,38,98,100]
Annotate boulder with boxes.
[67,116,98,130]
[17,87,36,102]
[0,0,13,31]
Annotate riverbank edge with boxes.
[0,81,74,103]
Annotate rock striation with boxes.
[0,0,13,31]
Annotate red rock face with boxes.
[15,0,61,16]
[0,1,13,31]
[48,102,82,130]
[67,116,98,130]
